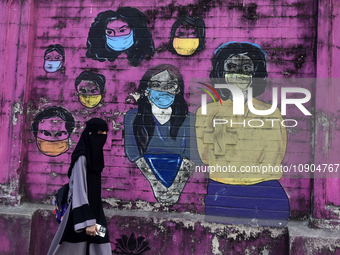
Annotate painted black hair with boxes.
[168,15,205,55]
[133,64,188,154]
[86,7,154,67]
[31,106,75,138]
[75,71,106,94]
[44,44,65,61]
[210,42,268,100]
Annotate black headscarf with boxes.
[68,118,108,178]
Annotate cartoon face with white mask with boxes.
[43,44,65,73]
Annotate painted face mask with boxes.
[78,94,102,109]
[106,30,134,51]
[44,60,63,73]
[36,137,69,156]
[173,38,199,56]
[225,73,253,91]
[147,88,175,109]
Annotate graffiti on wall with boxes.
[43,44,65,73]
[124,64,199,205]
[75,71,106,109]
[195,42,290,224]
[86,7,155,67]
[27,0,304,226]
[168,16,205,56]
[32,106,75,157]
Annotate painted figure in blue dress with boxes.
[125,64,200,205]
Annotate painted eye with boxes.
[55,131,67,137]
[243,64,252,71]
[40,130,52,136]
[176,31,185,37]
[165,82,177,90]
[79,88,87,93]
[105,29,115,36]
[227,63,237,69]
[45,56,53,60]
[54,56,62,60]
[90,89,98,93]
[152,82,161,88]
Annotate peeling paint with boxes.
[0,177,21,205]
[135,200,159,212]
[111,120,122,130]
[212,235,222,255]
[102,197,121,207]
[261,247,269,255]
[122,202,132,210]
[306,238,340,253]
[325,205,340,218]
[11,101,23,126]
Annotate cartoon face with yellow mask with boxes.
[169,16,205,56]
[75,71,106,109]
[32,106,75,157]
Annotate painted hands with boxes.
[135,157,195,205]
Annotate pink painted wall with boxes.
[313,0,340,224]
[0,0,325,220]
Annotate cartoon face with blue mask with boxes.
[146,70,179,110]
[105,19,134,51]
[43,50,64,73]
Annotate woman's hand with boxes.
[86,225,99,237]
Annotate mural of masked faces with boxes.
[172,24,199,56]
[105,19,134,51]
[77,80,102,108]
[75,71,105,109]
[169,16,205,57]
[224,54,254,91]
[44,50,64,73]
[146,70,179,109]
[86,8,154,66]
[36,117,70,156]
[32,106,74,157]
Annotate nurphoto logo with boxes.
[200,84,312,128]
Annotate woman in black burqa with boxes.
[47,118,112,255]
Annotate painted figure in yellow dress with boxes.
[196,42,289,225]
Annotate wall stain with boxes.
[54,20,66,30]
[243,3,258,21]
[145,0,224,21]
[294,53,306,70]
